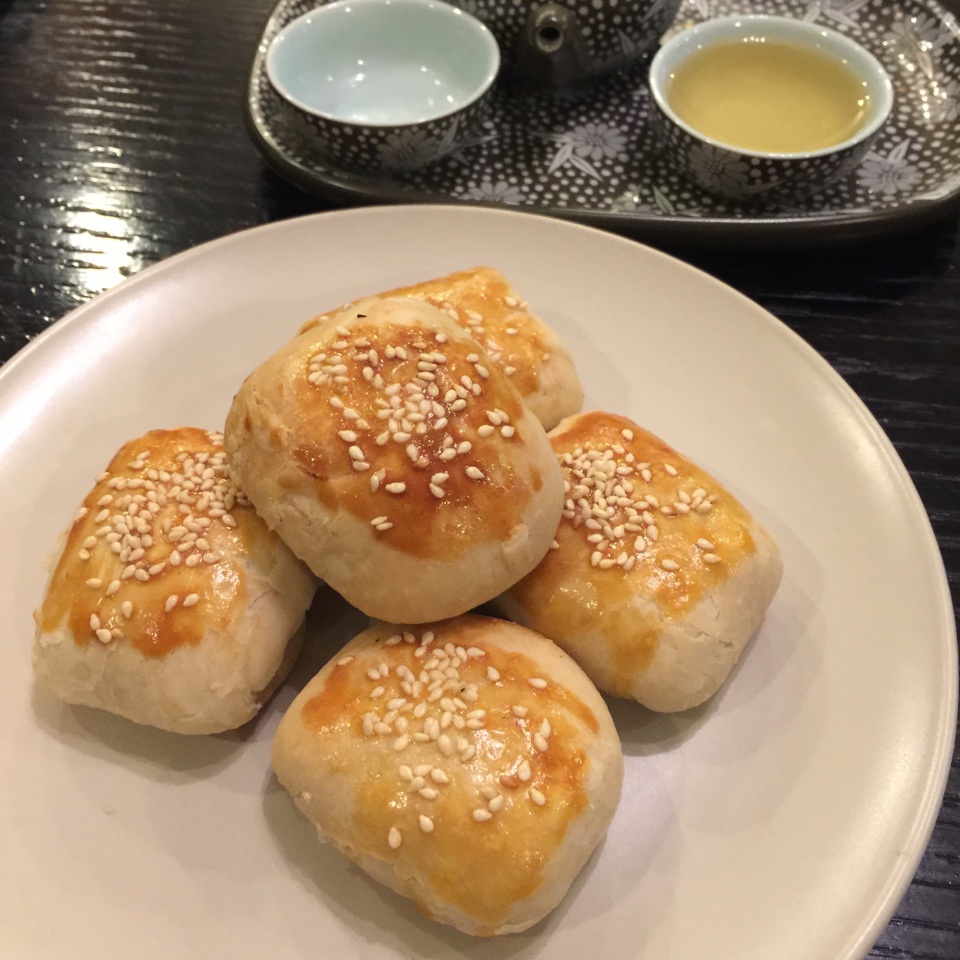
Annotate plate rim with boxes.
[2,203,956,959]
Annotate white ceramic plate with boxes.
[1,206,954,960]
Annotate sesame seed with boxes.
[165,595,179,613]
[183,594,199,607]
[418,815,434,833]
[121,601,133,619]
[477,424,495,438]
[703,553,722,564]
[528,788,547,806]
[661,559,680,572]
[528,677,548,690]
[472,808,493,822]
[388,827,402,849]
[95,628,112,644]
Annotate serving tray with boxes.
[245,0,960,245]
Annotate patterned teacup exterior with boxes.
[271,87,495,174]
[453,0,682,85]
[648,106,881,202]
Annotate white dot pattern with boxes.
[251,0,960,226]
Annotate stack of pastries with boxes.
[33,266,781,936]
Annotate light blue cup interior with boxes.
[649,14,894,157]
[266,0,500,126]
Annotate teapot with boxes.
[450,0,683,86]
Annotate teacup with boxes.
[265,0,500,174]
[647,15,894,201]
[450,0,682,86]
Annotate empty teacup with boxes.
[450,0,682,86]
[265,0,500,173]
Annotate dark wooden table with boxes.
[0,0,956,956]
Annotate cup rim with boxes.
[265,0,501,129]
[648,13,895,160]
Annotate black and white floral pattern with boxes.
[247,0,960,230]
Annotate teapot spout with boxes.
[512,3,590,87]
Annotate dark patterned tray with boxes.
[245,0,960,245]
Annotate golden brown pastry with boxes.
[271,615,623,936]
[33,427,317,734]
[498,411,783,712]
[298,266,583,430]
[225,297,564,623]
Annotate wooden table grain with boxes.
[0,0,956,956]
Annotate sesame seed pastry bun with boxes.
[224,296,564,623]
[32,428,318,734]
[497,412,783,713]
[297,266,584,431]
[271,614,623,937]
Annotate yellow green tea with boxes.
[667,40,872,153]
